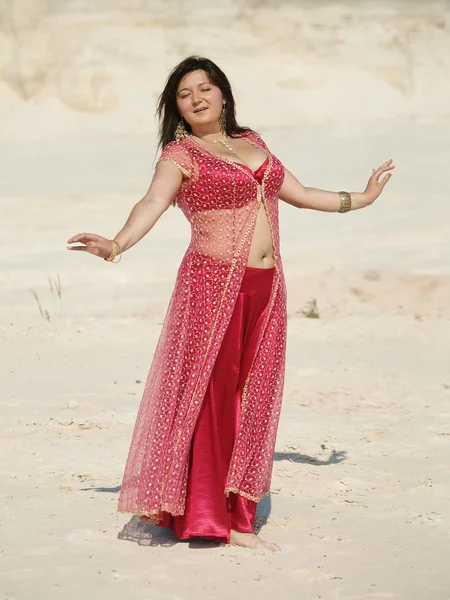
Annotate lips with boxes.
[194,107,208,113]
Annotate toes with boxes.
[229,531,281,552]
[265,542,280,552]
[259,538,281,552]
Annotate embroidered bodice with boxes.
[158,131,284,264]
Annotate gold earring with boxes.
[174,119,189,141]
[219,104,227,132]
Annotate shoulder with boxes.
[158,138,194,178]
[160,138,191,154]
[159,138,193,159]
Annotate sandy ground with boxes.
[1,1,450,599]
[1,120,449,600]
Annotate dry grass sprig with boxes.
[29,288,50,321]
[30,275,63,322]
[48,274,63,320]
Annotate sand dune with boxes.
[1,0,450,143]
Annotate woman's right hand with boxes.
[67,233,114,260]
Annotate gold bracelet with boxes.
[338,191,352,213]
[105,241,118,262]
[105,240,122,262]
[112,242,123,263]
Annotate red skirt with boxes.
[148,265,275,544]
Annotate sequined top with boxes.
[118,130,288,523]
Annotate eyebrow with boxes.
[177,81,212,94]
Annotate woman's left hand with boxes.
[362,159,395,206]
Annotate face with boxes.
[176,69,225,132]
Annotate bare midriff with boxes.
[246,202,275,269]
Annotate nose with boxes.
[192,92,202,107]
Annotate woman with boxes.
[67,56,394,552]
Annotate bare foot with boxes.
[230,530,280,552]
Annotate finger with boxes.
[67,233,87,243]
[67,233,95,244]
[67,244,102,257]
[373,164,395,179]
[380,172,392,187]
[376,165,396,177]
[67,233,102,244]
[374,159,394,171]
[67,245,88,251]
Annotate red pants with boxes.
[155,265,275,543]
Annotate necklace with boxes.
[197,135,237,157]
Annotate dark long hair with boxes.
[156,56,254,150]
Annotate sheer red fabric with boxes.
[145,265,274,543]
[118,131,287,524]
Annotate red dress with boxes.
[152,158,273,543]
[118,131,288,536]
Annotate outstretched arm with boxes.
[67,161,183,260]
[279,160,395,211]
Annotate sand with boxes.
[1,1,450,599]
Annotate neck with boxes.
[191,126,226,140]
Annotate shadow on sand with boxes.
[87,449,346,547]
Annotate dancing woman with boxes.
[67,56,394,551]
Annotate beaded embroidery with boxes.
[118,131,288,523]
